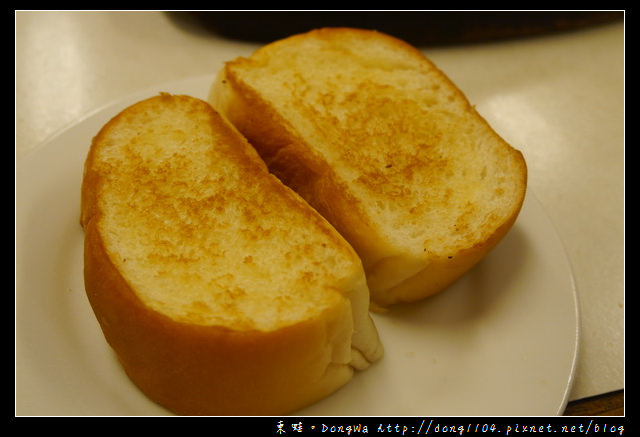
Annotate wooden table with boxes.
[563,390,624,416]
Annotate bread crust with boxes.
[80,93,382,415]
[210,28,527,308]
[84,220,355,415]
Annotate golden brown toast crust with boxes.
[82,93,354,329]
[83,222,355,415]
[210,28,527,307]
[81,93,382,415]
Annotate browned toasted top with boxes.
[222,28,527,258]
[81,93,362,330]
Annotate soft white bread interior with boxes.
[80,93,382,415]
[209,27,527,308]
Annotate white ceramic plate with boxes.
[15,75,579,416]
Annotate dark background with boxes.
[174,11,623,47]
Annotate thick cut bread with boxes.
[80,93,382,415]
[209,27,527,308]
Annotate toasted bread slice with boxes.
[80,93,382,415]
[209,28,527,308]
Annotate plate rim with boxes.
[15,74,580,417]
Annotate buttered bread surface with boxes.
[80,93,382,415]
[85,96,354,330]
[211,28,527,307]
